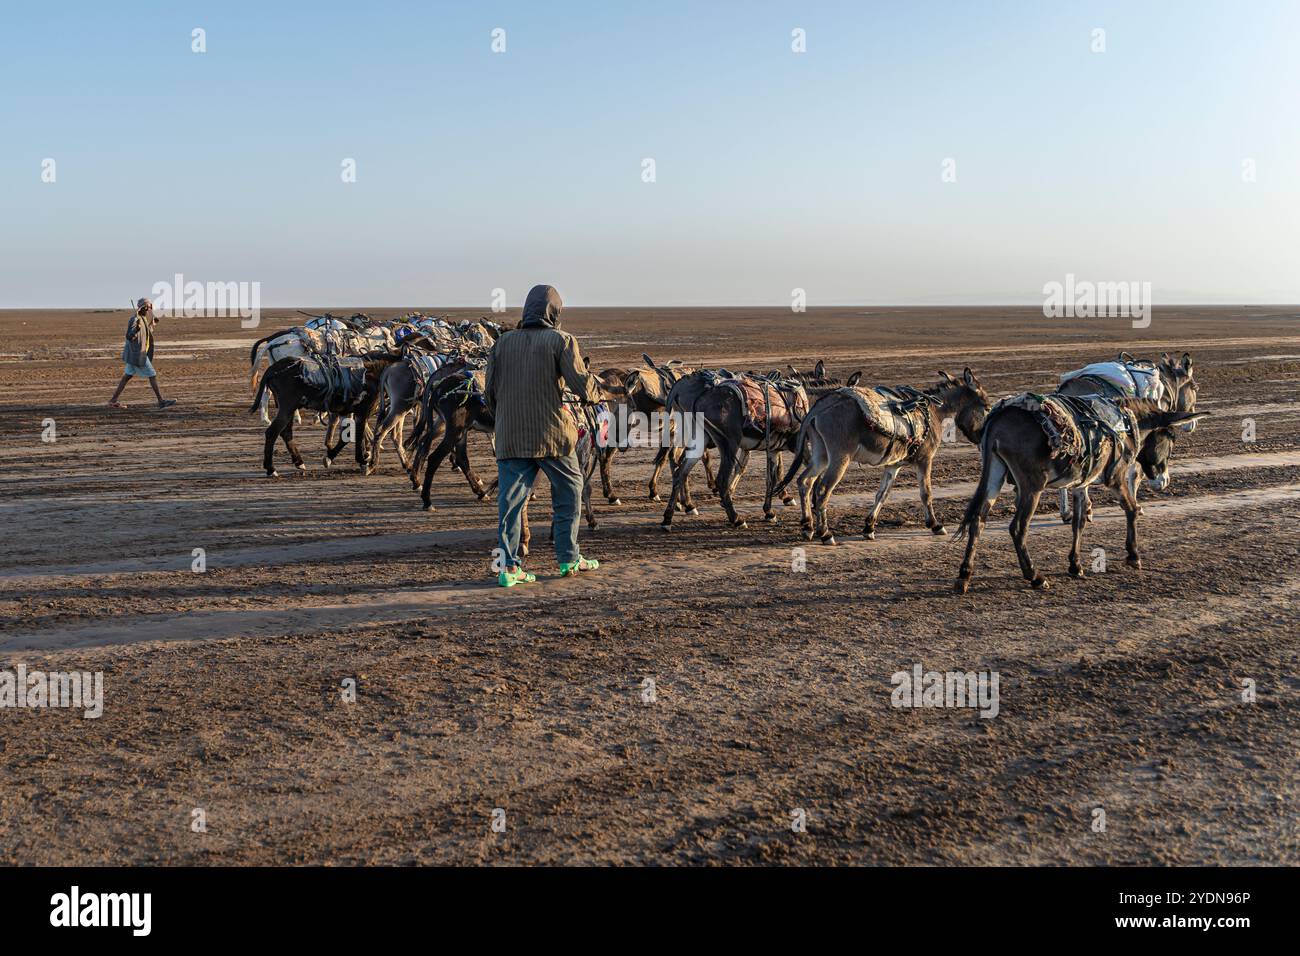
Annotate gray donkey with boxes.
[774,369,990,545]
[1054,351,1198,523]
[955,395,1206,593]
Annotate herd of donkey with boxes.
[246,312,1204,592]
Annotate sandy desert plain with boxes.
[0,305,1296,865]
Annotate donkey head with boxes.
[1159,352,1198,432]
[938,368,992,443]
[1136,409,1208,490]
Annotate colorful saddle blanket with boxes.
[565,398,610,446]
[704,371,808,434]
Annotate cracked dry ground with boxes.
[1,307,1297,864]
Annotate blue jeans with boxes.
[496,454,583,569]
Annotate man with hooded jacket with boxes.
[485,284,605,587]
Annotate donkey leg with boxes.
[264,407,292,477]
[421,431,456,511]
[762,451,782,522]
[797,429,829,541]
[675,447,702,515]
[713,445,745,528]
[814,454,852,544]
[914,456,946,534]
[323,415,343,468]
[582,456,598,530]
[1058,488,1071,524]
[774,453,795,505]
[863,464,902,540]
[648,446,671,501]
[1120,472,1142,568]
[1068,488,1089,577]
[956,454,1007,593]
[661,450,699,529]
[796,465,817,540]
[702,448,718,494]
[1011,487,1048,589]
[599,447,620,505]
[281,421,306,473]
[458,438,489,499]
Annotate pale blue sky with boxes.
[2,0,1297,307]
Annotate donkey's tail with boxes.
[248,364,273,415]
[772,416,813,498]
[248,331,279,367]
[249,340,271,390]
[955,426,998,541]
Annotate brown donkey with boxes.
[954,395,1206,593]
[774,370,990,545]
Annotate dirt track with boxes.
[1,306,1297,865]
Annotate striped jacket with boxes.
[485,325,604,459]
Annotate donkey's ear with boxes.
[847,371,862,387]
[583,356,592,370]
[1181,352,1192,371]
[1163,410,1208,428]
[814,360,826,378]
[937,370,957,385]
[963,367,976,386]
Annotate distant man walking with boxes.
[485,284,604,587]
[108,298,176,409]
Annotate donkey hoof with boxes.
[782,498,795,507]
[660,523,672,532]
[267,470,280,479]
[422,503,434,512]
[800,529,814,541]
[764,513,776,523]
[955,578,971,595]
[1069,567,1085,579]
[322,457,332,470]
[651,494,663,502]
[864,530,876,541]
[610,497,622,506]
[1060,514,1071,524]
[1126,557,1142,569]
[1030,576,1050,590]
[931,525,947,536]
[688,506,700,516]
[820,535,836,546]
[295,463,307,473]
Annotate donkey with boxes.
[774,369,989,545]
[618,354,712,502]
[954,396,1207,593]
[249,352,401,477]
[413,366,498,509]
[659,367,858,530]
[1054,351,1198,523]
[414,368,611,540]
[248,315,395,424]
[367,341,467,477]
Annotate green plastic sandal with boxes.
[497,567,537,588]
[558,556,600,577]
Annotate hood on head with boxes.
[521,285,563,329]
